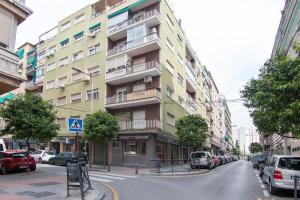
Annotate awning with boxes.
[108,6,129,19]
[0,93,15,104]
[60,38,69,45]
[73,31,84,37]
[89,22,101,30]
[128,0,147,9]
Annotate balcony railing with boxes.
[108,9,160,34]
[0,47,22,79]
[106,60,160,80]
[119,119,161,130]
[186,60,197,86]
[107,33,159,56]
[106,88,161,105]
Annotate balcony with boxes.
[25,80,39,91]
[0,47,25,95]
[106,60,161,85]
[35,75,44,84]
[107,33,160,58]
[119,119,161,130]
[26,65,35,76]
[106,88,161,109]
[108,9,161,41]
[186,61,197,92]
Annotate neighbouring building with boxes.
[271,0,300,156]
[0,0,32,95]
[19,0,231,166]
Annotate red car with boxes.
[0,151,36,175]
[212,155,221,167]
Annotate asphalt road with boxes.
[109,160,295,200]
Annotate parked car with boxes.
[30,150,46,163]
[218,155,226,165]
[262,155,300,194]
[49,152,87,166]
[224,155,230,163]
[190,151,213,170]
[251,154,267,169]
[41,151,56,163]
[232,155,239,161]
[0,139,6,152]
[0,151,36,175]
[212,155,221,167]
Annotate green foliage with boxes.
[241,54,300,138]
[249,142,263,154]
[232,148,240,156]
[84,111,120,142]
[175,115,208,149]
[0,93,59,143]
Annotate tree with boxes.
[0,93,59,172]
[241,54,300,139]
[232,140,240,156]
[249,142,263,154]
[84,111,120,167]
[175,115,208,151]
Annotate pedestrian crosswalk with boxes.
[88,171,137,183]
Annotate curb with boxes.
[139,169,210,177]
[102,183,119,200]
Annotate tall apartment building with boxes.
[219,95,233,152]
[25,0,229,165]
[0,0,32,95]
[271,0,300,156]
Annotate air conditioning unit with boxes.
[144,76,153,83]
[88,32,96,38]
[83,76,90,82]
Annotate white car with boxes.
[41,151,56,163]
[190,151,214,170]
[0,139,6,152]
[30,150,46,163]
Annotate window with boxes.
[177,73,184,85]
[177,53,184,65]
[167,112,175,126]
[59,57,69,66]
[88,66,100,76]
[74,13,85,24]
[167,86,174,99]
[72,72,83,82]
[73,51,83,61]
[112,141,120,148]
[46,80,55,90]
[47,63,55,71]
[58,76,67,86]
[86,88,99,101]
[178,96,184,106]
[88,44,100,55]
[61,21,71,31]
[36,67,44,77]
[89,23,101,34]
[127,25,146,46]
[73,31,84,41]
[166,14,174,31]
[166,38,174,53]
[177,33,183,45]
[71,93,81,103]
[166,60,174,74]
[47,99,54,105]
[60,38,69,48]
[37,51,45,60]
[57,118,66,128]
[57,96,66,106]
[49,45,56,53]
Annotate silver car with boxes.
[262,155,300,194]
[190,151,213,170]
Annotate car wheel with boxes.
[190,165,195,169]
[30,167,36,171]
[50,159,55,165]
[39,158,42,164]
[1,166,7,175]
[269,179,276,195]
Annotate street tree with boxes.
[0,93,59,172]
[241,54,300,139]
[232,140,240,156]
[175,115,208,151]
[84,111,120,167]
[249,142,263,154]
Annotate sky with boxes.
[16,0,285,129]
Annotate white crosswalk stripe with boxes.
[88,171,137,183]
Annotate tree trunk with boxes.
[89,141,92,168]
[26,138,30,174]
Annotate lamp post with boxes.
[71,67,94,156]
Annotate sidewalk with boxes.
[87,164,210,176]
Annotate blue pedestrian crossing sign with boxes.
[68,118,83,133]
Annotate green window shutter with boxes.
[19,49,25,58]
[89,23,101,30]
[5,93,14,101]
[60,38,69,45]
[108,6,129,19]
[0,97,4,104]
[128,0,147,9]
[73,31,84,38]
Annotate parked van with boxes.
[0,139,6,152]
[190,151,213,170]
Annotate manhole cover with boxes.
[30,181,62,187]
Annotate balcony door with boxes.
[133,110,146,129]
[117,112,131,129]
[127,24,147,48]
[132,57,146,73]
[116,87,127,103]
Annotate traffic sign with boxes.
[68,118,83,133]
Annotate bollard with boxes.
[294,176,298,200]
[108,161,111,172]
[135,163,139,175]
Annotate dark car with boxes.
[49,152,87,166]
[0,151,36,175]
[218,155,226,165]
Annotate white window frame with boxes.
[88,66,100,77]
[177,73,184,85]
[61,21,71,32]
[166,60,174,75]
[59,57,69,66]
[37,51,45,61]
[72,72,83,82]
[74,13,85,24]
[36,67,45,77]
[71,93,82,103]
[88,44,100,56]
[57,76,68,87]
[167,86,174,99]
[47,63,56,72]
[57,96,67,106]
[166,14,175,32]
[46,80,55,90]
[73,51,83,62]
[167,112,175,126]
[166,38,174,53]
[86,88,99,101]
[74,32,84,42]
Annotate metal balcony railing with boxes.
[106,88,161,105]
[108,9,160,34]
[106,60,160,80]
[119,119,161,130]
[107,33,159,56]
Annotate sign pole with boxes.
[76,132,79,153]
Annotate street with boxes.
[0,160,297,200]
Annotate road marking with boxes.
[263,190,269,197]
[102,183,119,200]
[89,174,125,180]
[260,184,265,189]
[89,172,137,178]
[90,177,113,183]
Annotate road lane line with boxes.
[89,174,125,180]
[89,172,136,178]
[263,190,269,197]
[90,177,113,183]
[102,183,119,200]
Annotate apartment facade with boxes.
[0,0,32,95]
[271,0,300,156]
[25,0,231,166]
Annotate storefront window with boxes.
[123,140,146,156]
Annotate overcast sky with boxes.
[16,0,285,129]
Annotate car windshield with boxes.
[64,152,74,157]
[278,157,300,171]
[47,152,55,155]
[191,152,205,159]
[12,153,27,158]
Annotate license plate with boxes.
[19,165,27,169]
